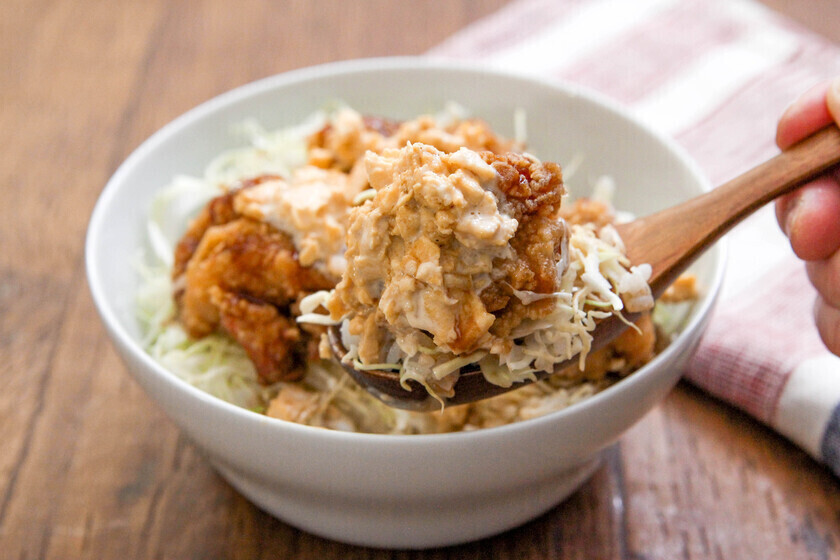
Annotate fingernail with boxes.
[784,192,804,238]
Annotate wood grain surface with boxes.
[3,1,840,558]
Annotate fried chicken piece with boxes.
[172,175,280,285]
[173,190,239,284]
[392,116,523,155]
[212,288,306,383]
[661,274,698,303]
[266,384,321,424]
[484,151,565,220]
[180,219,330,333]
[559,197,615,228]
[487,216,567,339]
[174,195,334,383]
[307,108,524,174]
[476,152,567,340]
[308,110,401,172]
[233,167,358,277]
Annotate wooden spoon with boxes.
[329,125,840,411]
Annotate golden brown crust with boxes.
[471,152,568,341]
[482,151,565,219]
[487,217,567,340]
[174,199,334,383]
[212,289,305,383]
[172,175,281,283]
[661,274,698,303]
[308,110,523,173]
[559,197,615,228]
[307,113,400,172]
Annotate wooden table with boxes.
[4,1,840,558]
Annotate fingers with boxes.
[776,80,834,149]
[807,250,840,309]
[814,296,840,357]
[777,78,840,356]
[807,247,840,356]
[775,171,840,261]
[775,77,840,260]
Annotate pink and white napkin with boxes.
[430,0,840,474]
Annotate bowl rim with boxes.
[85,55,726,444]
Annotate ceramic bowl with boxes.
[86,57,724,549]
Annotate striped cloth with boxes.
[429,0,840,475]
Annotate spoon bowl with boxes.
[331,125,840,410]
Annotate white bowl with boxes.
[86,57,724,549]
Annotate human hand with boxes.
[775,78,840,354]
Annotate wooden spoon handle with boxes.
[617,125,840,296]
